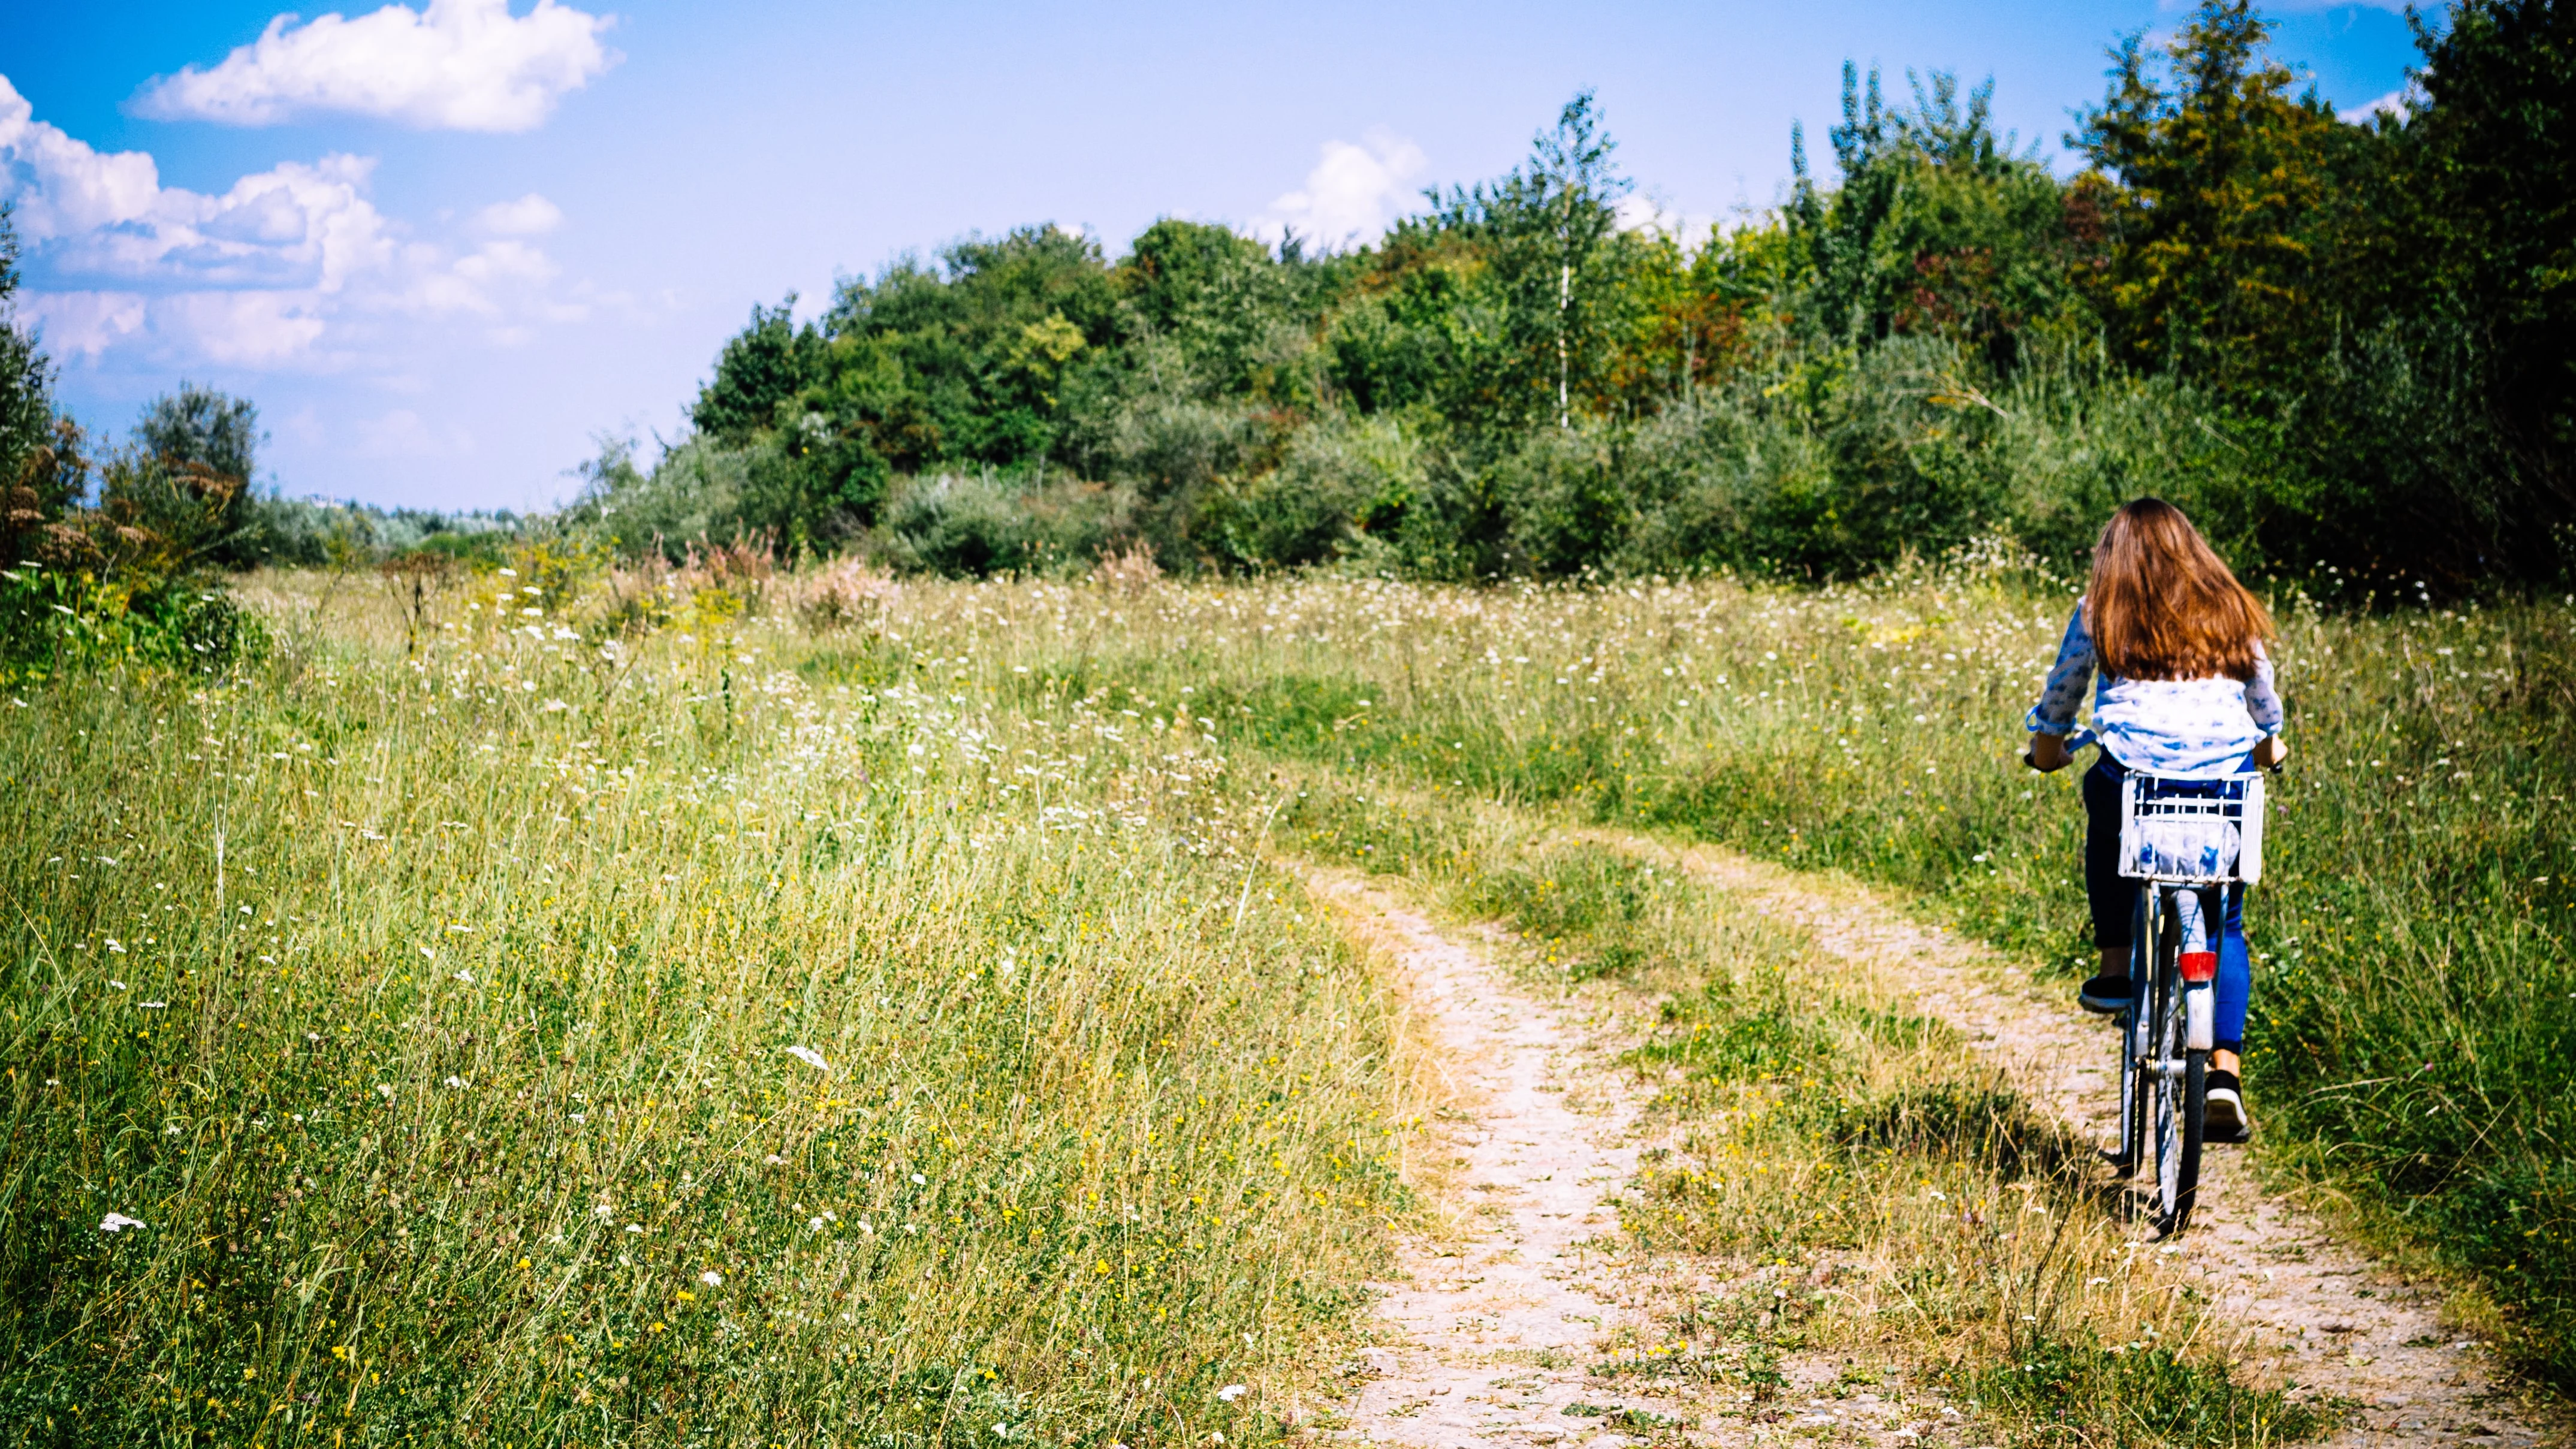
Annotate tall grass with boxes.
[924,559,2575,1390]
[1,570,1420,1445]
[11,554,2567,1444]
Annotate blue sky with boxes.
[0,0,2422,512]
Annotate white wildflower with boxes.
[1217,1384,1247,1402]
[785,1046,828,1071]
[99,1213,146,1233]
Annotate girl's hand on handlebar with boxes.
[2025,733,2072,772]
[2251,734,2290,771]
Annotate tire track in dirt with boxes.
[1299,868,1692,1449]
[1581,830,2569,1449]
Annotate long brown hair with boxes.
[2085,498,2274,681]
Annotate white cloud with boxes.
[456,237,557,285]
[472,192,564,236]
[1254,130,1428,248]
[158,292,333,366]
[0,72,582,372]
[2339,83,2423,125]
[19,289,325,367]
[0,82,160,242]
[132,0,617,132]
[1613,193,1726,245]
[19,292,147,360]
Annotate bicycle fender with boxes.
[2185,983,2215,1053]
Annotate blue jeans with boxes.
[2083,755,2251,1055]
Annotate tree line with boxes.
[5,0,2567,604]
[580,0,2571,591]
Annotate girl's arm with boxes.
[2023,603,2095,771]
[2246,639,2288,769]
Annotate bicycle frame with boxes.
[2106,770,2264,1237]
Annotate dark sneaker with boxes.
[2204,1070,2253,1143]
[2079,973,2135,1015]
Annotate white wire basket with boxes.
[2118,772,2266,885]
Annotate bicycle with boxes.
[2030,732,2268,1237]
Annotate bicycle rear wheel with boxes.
[2151,905,2206,1235]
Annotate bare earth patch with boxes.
[1302,869,1686,1449]
[1302,868,1940,1449]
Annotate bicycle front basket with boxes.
[2118,772,2266,885]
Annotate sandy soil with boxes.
[1302,867,1679,1449]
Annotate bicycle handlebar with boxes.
[2022,726,2098,772]
[2018,728,2287,777]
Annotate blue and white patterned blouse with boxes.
[2025,600,2284,778]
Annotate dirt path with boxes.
[1301,869,1694,1449]
[1294,844,2565,1449]
[1588,832,2570,1449]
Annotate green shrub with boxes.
[1954,1333,2330,1447]
[0,566,266,681]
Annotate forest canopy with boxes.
[583,0,2573,592]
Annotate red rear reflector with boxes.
[2179,950,2219,983]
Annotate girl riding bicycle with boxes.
[2025,498,2287,1142]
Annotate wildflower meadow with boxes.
[4,548,2569,1444]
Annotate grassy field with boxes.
[5,551,2568,1444]
[976,555,2573,1391]
[2,565,1422,1445]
